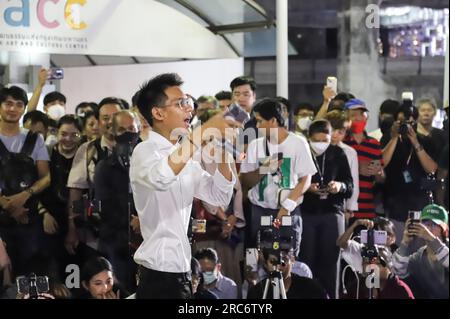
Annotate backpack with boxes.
[0,131,39,225]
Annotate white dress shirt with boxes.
[339,142,359,212]
[130,131,235,273]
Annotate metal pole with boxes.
[444,33,449,108]
[276,0,289,98]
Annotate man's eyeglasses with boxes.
[160,97,194,110]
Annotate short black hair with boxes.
[131,91,140,107]
[119,98,130,110]
[22,110,49,128]
[80,111,99,129]
[396,104,418,121]
[194,248,219,264]
[75,102,99,115]
[308,119,331,137]
[373,216,396,236]
[191,257,201,276]
[252,98,285,127]
[333,92,355,103]
[215,90,232,101]
[379,99,400,115]
[275,96,291,112]
[230,76,256,92]
[81,257,113,283]
[43,91,66,106]
[98,97,125,112]
[197,95,218,108]
[47,118,57,129]
[58,114,82,132]
[293,102,314,115]
[136,73,184,126]
[0,86,28,105]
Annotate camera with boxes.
[257,216,294,265]
[16,273,49,298]
[360,229,387,261]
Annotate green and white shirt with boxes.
[240,133,317,209]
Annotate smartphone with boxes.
[224,103,250,124]
[360,230,387,245]
[245,248,259,272]
[48,68,64,80]
[408,211,421,223]
[326,76,338,93]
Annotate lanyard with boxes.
[312,152,326,186]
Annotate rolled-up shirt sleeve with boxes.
[193,165,236,208]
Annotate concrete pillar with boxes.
[337,0,395,131]
[276,0,288,98]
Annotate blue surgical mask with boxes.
[202,270,218,285]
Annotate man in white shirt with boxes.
[131,73,236,299]
[240,98,316,257]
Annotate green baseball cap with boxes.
[421,204,449,230]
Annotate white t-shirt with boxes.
[341,240,364,273]
[240,133,317,209]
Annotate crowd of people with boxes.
[0,68,448,299]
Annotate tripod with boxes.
[262,266,287,299]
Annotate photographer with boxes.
[194,248,237,299]
[65,98,124,255]
[300,119,353,298]
[343,246,414,299]
[240,98,316,257]
[337,217,397,273]
[382,103,440,243]
[247,249,327,299]
[131,73,237,299]
[94,110,141,292]
[392,204,449,299]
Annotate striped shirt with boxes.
[345,134,383,219]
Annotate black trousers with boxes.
[136,266,192,299]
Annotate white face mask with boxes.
[45,134,58,147]
[310,141,330,156]
[47,104,66,121]
[202,270,218,285]
[297,117,312,131]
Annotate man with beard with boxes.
[65,98,124,255]
[94,110,141,292]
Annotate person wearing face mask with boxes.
[94,110,141,293]
[369,99,400,145]
[65,97,124,257]
[344,99,385,220]
[293,102,315,137]
[43,91,67,121]
[300,119,353,298]
[194,248,238,299]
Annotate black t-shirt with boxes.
[247,273,328,299]
[384,129,444,219]
[41,147,75,231]
[301,145,353,215]
[439,144,449,209]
